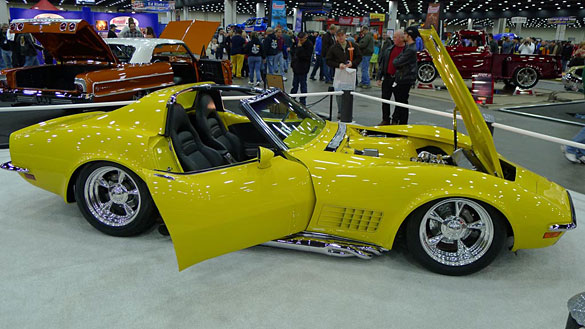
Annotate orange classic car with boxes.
[0,19,231,105]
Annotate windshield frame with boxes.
[240,88,326,152]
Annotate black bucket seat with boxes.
[169,103,226,172]
[194,94,245,161]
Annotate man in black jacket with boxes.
[291,32,313,105]
[376,27,419,125]
[263,27,279,75]
[321,24,337,83]
[107,24,117,38]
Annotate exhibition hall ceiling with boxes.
[9,0,585,27]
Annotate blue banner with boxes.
[132,1,175,13]
[294,9,302,33]
[270,0,287,30]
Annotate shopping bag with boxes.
[333,67,357,91]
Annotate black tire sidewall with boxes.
[513,67,539,89]
[406,198,506,276]
[74,161,156,237]
[417,62,437,83]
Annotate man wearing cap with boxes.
[376,27,418,125]
[321,24,338,84]
[108,24,117,38]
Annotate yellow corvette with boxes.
[1,29,577,275]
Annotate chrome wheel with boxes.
[83,166,141,227]
[418,198,494,267]
[514,67,538,88]
[417,62,437,83]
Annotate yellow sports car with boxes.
[1,29,577,275]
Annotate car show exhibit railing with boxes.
[351,91,585,151]
[0,90,584,151]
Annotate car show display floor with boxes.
[0,147,584,328]
[1,76,584,328]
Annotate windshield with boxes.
[245,91,326,149]
[108,44,135,63]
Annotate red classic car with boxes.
[0,19,231,105]
[417,30,562,89]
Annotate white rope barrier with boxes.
[351,91,585,150]
[222,91,342,101]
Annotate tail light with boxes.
[74,78,87,94]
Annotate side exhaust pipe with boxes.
[263,232,386,260]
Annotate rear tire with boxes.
[406,198,506,276]
[512,67,539,89]
[74,162,156,237]
[417,62,438,83]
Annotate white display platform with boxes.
[1,148,584,328]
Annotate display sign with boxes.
[294,9,303,33]
[132,0,175,12]
[312,16,327,21]
[547,16,577,25]
[338,16,364,26]
[471,73,494,105]
[369,13,385,22]
[76,0,95,4]
[510,17,527,24]
[270,0,287,29]
[298,1,331,14]
[423,2,441,31]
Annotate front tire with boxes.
[74,162,156,236]
[406,198,506,276]
[417,62,438,83]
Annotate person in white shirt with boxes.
[518,38,535,55]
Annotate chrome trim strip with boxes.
[325,122,347,151]
[153,173,175,181]
[0,161,29,173]
[549,191,578,232]
[91,72,175,94]
[93,83,175,98]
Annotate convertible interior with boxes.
[168,90,274,173]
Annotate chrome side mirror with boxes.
[257,147,274,169]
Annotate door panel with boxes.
[144,156,315,270]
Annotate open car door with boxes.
[143,155,315,271]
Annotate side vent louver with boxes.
[318,205,383,233]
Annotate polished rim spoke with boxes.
[117,171,126,184]
[100,200,113,212]
[457,239,472,260]
[428,210,445,223]
[467,221,485,231]
[454,201,465,217]
[127,189,139,196]
[97,178,110,189]
[123,203,135,216]
[427,234,443,247]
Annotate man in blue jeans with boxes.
[357,26,374,88]
[262,28,279,75]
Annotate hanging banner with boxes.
[271,0,287,30]
[547,16,577,25]
[294,9,303,33]
[369,13,385,22]
[132,1,175,13]
[423,2,441,31]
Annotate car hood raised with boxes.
[10,19,119,64]
[160,20,220,56]
[419,28,504,178]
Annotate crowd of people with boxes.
[209,24,421,124]
[488,33,585,72]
